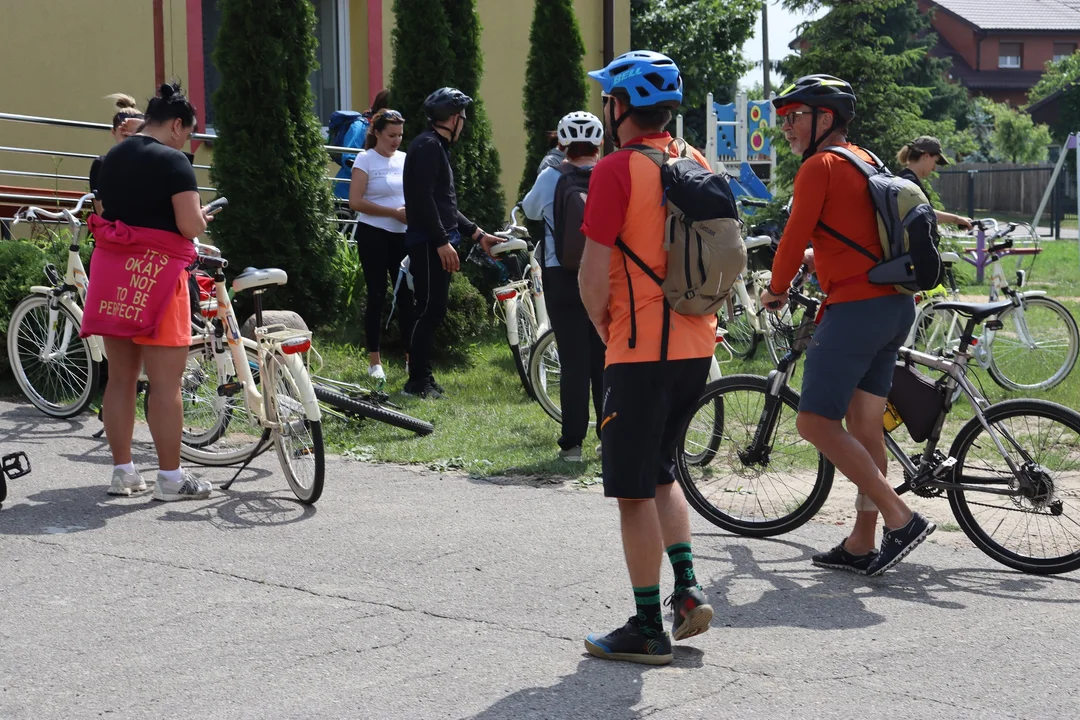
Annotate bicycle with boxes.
[676,266,1080,574]
[466,205,550,397]
[172,239,326,504]
[910,219,1078,392]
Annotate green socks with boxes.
[666,542,698,592]
[632,585,664,637]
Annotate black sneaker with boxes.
[584,618,672,665]
[402,382,443,400]
[430,379,446,395]
[866,512,936,577]
[812,540,878,575]
[665,586,713,641]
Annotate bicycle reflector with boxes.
[495,289,517,302]
[281,337,312,355]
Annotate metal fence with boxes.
[0,111,357,237]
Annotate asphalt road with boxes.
[1,399,1077,719]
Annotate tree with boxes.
[518,0,588,202]
[632,0,759,147]
[990,101,1051,163]
[209,0,341,325]
[775,0,932,186]
[389,0,453,146]
[1027,52,1080,144]
[442,0,507,230]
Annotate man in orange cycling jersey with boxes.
[578,51,714,666]
[762,75,936,577]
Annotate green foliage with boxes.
[989,102,1051,164]
[632,0,759,147]
[518,0,588,202]
[441,0,507,233]
[389,0,453,144]
[439,272,489,357]
[1027,52,1080,144]
[209,0,341,327]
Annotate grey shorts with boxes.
[799,294,916,420]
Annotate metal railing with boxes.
[0,111,356,223]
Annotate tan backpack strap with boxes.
[668,137,690,158]
[623,143,667,168]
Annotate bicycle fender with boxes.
[1017,290,1047,298]
[282,353,322,422]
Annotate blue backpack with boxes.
[328,110,370,168]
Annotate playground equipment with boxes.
[1031,132,1080,269]
[704,91,776,203]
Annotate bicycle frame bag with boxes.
[617,139,746,317]
[887,360,946,443]
[817,146,943,294]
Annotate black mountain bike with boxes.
[676,267,1080,575]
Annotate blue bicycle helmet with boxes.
[588,50,683,108]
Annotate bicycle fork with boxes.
[740,367,793,467]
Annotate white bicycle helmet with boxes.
[557,111,604,146]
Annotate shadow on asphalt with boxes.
[693,536,1080,631]
[468,649,705,720]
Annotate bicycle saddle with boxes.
[931,299,1013,323]
[232,267,288,293]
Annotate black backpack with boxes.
[547,164,592,270]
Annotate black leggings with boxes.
[407,242,451,386]
[357,223,412,355]
[542,265,605,450]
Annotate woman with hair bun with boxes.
[89,93,145,213]
[89,81,215,502]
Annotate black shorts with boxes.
[600,358,712,499]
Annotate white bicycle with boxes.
[908,220,1078,392]
[467,205,550,398]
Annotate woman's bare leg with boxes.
[101,337,143,465]
[142,345,190,470]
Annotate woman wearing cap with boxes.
[897,136,973,229]
[521,111,605,463]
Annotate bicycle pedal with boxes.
[217,381,243,397]
[933,457,957,478]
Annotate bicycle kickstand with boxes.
[220,429,273,491]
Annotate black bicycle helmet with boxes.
[772,74,856,125]
[423,87,473,122]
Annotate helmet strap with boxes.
[606,99,631,149]
[802,109,843,160]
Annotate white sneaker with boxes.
[368,364,386,385]
[152,469,213,502]
[559,446,584,462]
[107,467,147,496]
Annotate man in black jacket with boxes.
[402,87,500,398]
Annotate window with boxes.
[998,42,1023,69]
[1054,42,1077,63]
[200,0,350,128]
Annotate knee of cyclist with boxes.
[795,411,824,443]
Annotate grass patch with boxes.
[939,521,961,532]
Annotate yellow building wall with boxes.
[0,0,629,214]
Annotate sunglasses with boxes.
[780,110,813,127]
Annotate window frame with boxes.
[1053,42,1077,64]
[998,42,1023,70]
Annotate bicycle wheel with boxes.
[911,302,960,356]
[682,391,723,466]
[986,296,1079,392]
[509,295,538,399]
[7,294,99,418]
[676,375,834,537]
[170,339,270,467]
[267,352,325,504]
[946,399,1080,574]
[313,384,433,436]
[719,292,757,359]
[528,329,562,423]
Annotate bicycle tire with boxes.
[313,384,433,436]
[7,294,99,418]
[985,296,1079,392]
[527,329,562,423]
[946,398,1080,574]
[267,353,325,505]
[682,393,723,467]
[676,375,834,537]
[170,339,271,467]
[509,296,538,399]
[720,293,757,359]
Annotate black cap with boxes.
[911,136,950,165]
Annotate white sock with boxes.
[158,467,183,484]
[114,462,136,475]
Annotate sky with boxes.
[738,1,828,92]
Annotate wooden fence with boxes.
[931,162,1059,215]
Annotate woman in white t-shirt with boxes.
[349,109,410,382]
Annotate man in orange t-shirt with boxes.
[762,75,935,578]
[578,51,714,667]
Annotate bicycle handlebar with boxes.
[13,192,96,225]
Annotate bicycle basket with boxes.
[887,361,945,443]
